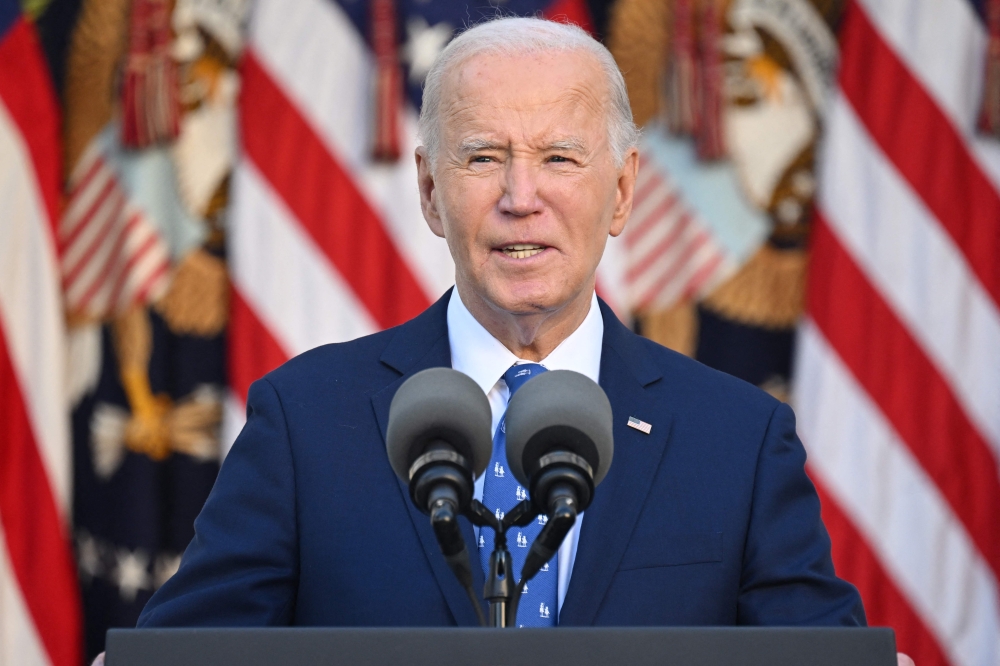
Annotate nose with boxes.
[498,158,543,217]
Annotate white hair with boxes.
[418,17,640,168]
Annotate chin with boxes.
[487,281,567,315]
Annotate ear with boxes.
[609,148,639,238]
[416,147,445,238]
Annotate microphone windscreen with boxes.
[504,370,613,488]
[386,368,493,481]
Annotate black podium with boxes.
[105,627,896,665]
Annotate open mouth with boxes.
[500,244,547,259]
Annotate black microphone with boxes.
[386,368,493,625]
[505,369,614,515]
[502,370,614,623]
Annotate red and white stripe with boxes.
[619,154,732,311]
[0,16,82,666]
[59,142,171,320]
[225,0,616,444]
[225,0,446,441]
[795,1,1000,664]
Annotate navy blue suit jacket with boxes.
[138,292,865,627]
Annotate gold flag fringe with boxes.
[638,298,700,357]
[701,245,807,330]
[63,0,131,176]
[607,0,668,128]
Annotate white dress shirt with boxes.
[447,288,604,617]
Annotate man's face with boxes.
[417,49,637,318]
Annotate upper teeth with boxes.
[503,244,545,259]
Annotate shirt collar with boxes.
[447,288,604,395]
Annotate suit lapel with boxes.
[558,301,673,626]
[369,290,487,626]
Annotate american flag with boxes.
[794,1,1000,665]
[0,1,82,663]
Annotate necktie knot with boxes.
[503,363,547,397]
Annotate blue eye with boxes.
[549,155,569,162]
[472,156,492,163]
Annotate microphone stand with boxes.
[414,466,564,628]
[422,476,583,628]
[465,499,571,628]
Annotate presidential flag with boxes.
[57,0,235,658]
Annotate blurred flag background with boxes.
[0,1,80,664]
[0,0,997,664]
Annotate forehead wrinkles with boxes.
[443,90,606,139]
[437,52,611,145]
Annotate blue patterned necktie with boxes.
[478,363,557,627]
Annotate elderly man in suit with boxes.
[131,17,899,645]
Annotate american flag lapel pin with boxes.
[627,416,652,435]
